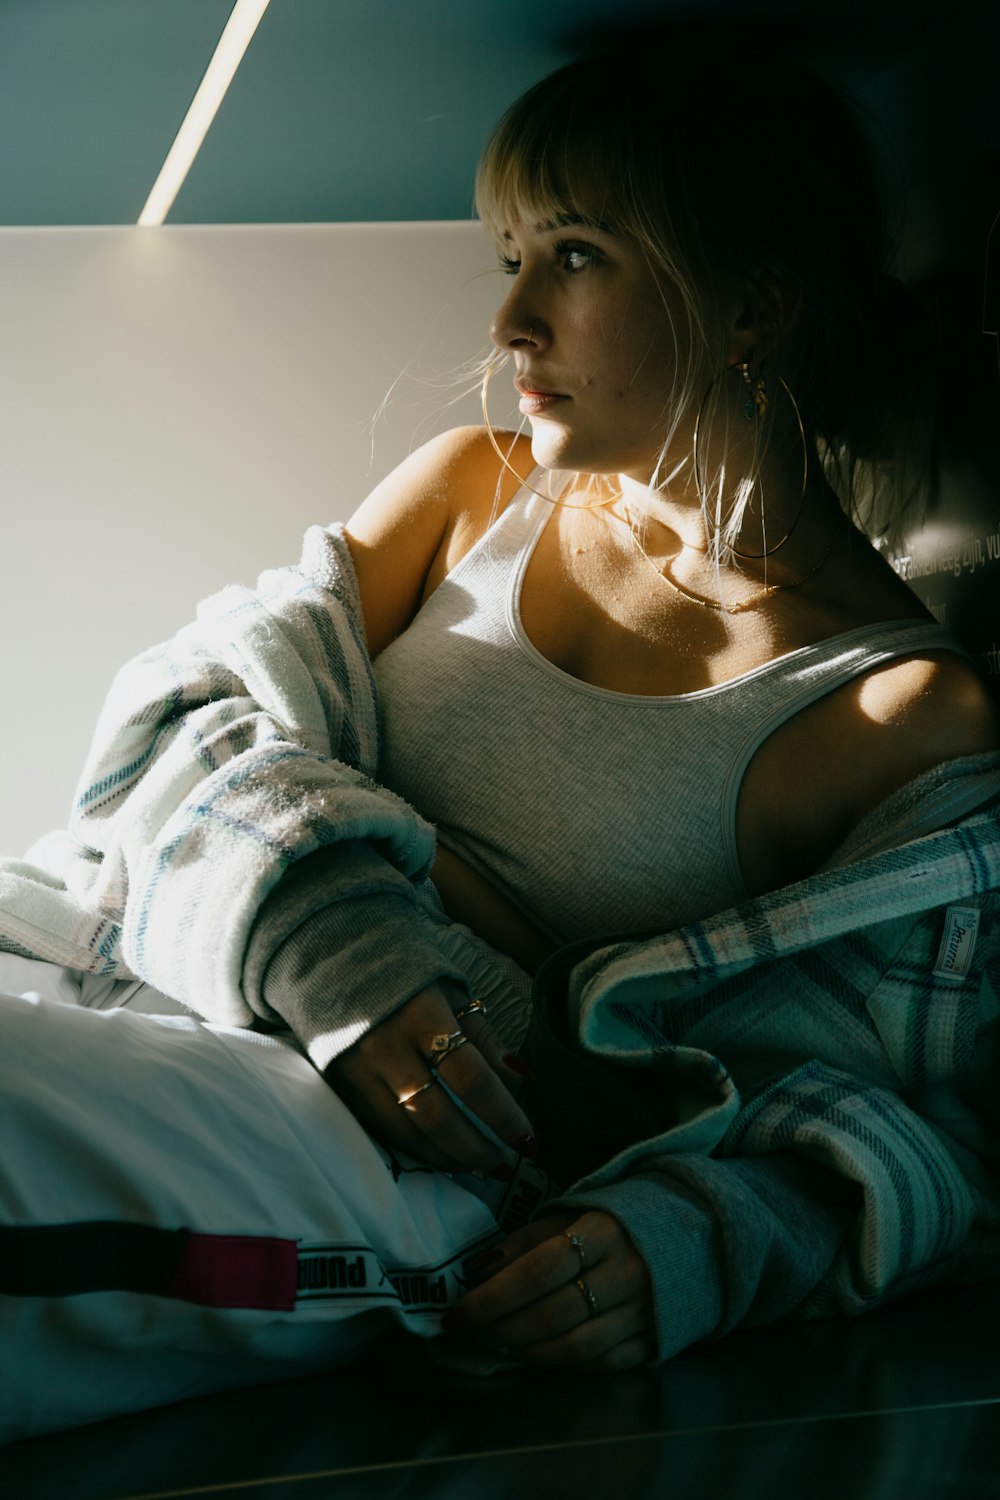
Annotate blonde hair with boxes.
[475,47,929,551]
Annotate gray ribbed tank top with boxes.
[374,483,960,943]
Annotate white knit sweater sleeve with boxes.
[1,526,464,1046]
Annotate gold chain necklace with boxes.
[614,504,830,615]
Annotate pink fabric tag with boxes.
[167,1232,298,1311]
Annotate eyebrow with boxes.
[501,212,618,239]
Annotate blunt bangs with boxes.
[475,73,635,247]
[474,63,706,362]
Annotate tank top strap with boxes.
[444,473,553,589]
[718,617,970,893]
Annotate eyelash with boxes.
[499,240,601,276]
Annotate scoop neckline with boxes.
[504,484,947,705]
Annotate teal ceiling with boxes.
[0,0,983,227]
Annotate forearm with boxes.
[551,1052,984,1361]
[243,844,472,1069]
[62,524,440,1024]
[556,1151,858,1362]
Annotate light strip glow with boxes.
[137,0,272,227]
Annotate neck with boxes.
[623,411,835,546]
[613,459,850,594]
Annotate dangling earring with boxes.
[480,354,617,511]
[691,353,808,561]
[738,356,769,420]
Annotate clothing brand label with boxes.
[932,906,980,982]
[295,1243,464,1312]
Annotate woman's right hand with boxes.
[325,984,536,1175]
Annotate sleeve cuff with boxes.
[550,1175,724,1362]
[242,842,470,1069]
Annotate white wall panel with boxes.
[0,223,517,853]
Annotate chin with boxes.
[527,421,566,467]
[528,422,612,476]
[529,431,633,480]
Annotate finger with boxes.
[456,1213,623,1328]
[343,1046,527,1175]
[334,1071,468,1174]
[578,1335,654,1373]
[452,1266,650,1370]
[457,1010,535,1088]
[496,1218,654,1368]
[472,1263,647,1352]
[464,1215,576,1285]
[479,1213,577,1269]
[370,989,533,1159]
[448,1209,655,1370]
[329,990,530,1172]
[428,1039,534,1158]
[397,1063,524,1174]
[450,1239,580,1334]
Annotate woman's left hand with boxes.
[443,1209,655,1371]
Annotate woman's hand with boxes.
[326,984,535,1175]
[443,1210,655,1371]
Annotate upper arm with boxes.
[851,652,1000,810]
[343,426,533,658]
[740,650,1000,893]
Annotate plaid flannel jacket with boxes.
[543,803,1000,1356]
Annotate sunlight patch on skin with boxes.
[856,656,941,727]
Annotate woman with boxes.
[2,48,999,1435]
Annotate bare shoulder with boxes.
[855,650,999,747]
[843,649,1000,814]
[344,426,533,656]
[740,646,1000,893]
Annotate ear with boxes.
[728,271,803,364]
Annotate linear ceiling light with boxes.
[138,0,272,227]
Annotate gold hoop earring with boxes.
[480,356,617,512]
[691,356,808,560]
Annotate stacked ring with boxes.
[563,1232,587,1274]
[453,999,487,1022]
[575,1278,599,1319]
[428,1031,469,1064]
[397,1079,436,1107]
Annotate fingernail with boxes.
[514,1133,538,1159]
[503,1052,537,1081]
[489,1162,516,1182]
[465,1246,506,1278]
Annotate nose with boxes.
[490,277,549,354]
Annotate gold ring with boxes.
[397,1078,436,1106]
[575,1278,598,1319]
[563,1232,587,1274]
[428,1031,469,1064]
[453,999,487,1023]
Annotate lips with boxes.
[514,377,564,399]
[515,375,567,415]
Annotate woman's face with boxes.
[488,214,689,484]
